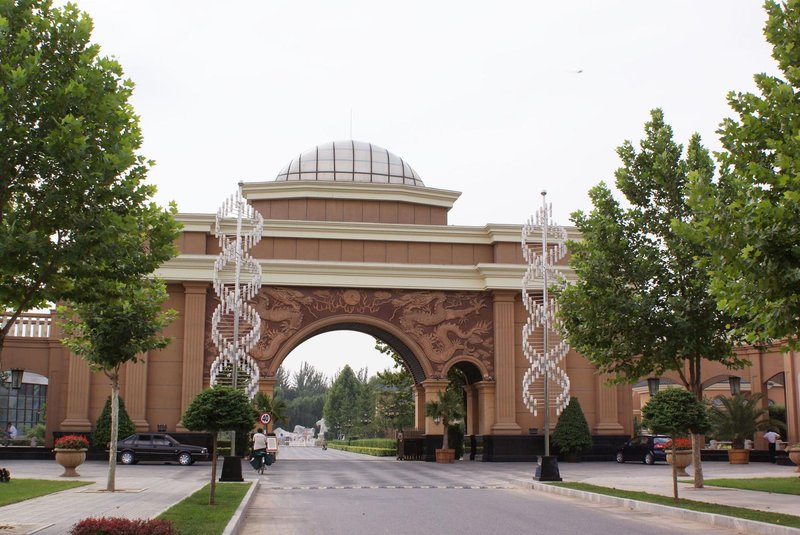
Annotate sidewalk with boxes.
[0,458,241,535]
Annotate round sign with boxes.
[259,412,271,425]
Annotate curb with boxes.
[530,482,800,535]
[222,479,260,535]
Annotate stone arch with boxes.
[267,314,434,383]
[442,357,489,385]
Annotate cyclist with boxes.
[252,427,268,473]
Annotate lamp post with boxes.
[522,191,570,482]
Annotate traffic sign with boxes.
[259,412,271,425]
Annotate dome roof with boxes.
[275,140,424,187]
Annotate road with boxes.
[240,447,741,534]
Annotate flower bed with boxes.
[54,435,90,450]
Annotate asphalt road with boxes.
[240,447,742,535]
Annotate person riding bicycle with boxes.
[252,427,268,470]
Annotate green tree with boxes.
[374,339,415,433]
[0,0,179,366]
[253,391,288,428]
[425,388,464,451]
[708,393,784,449]
[323,365,361,439]
[641,388,709,501]
[182,386,257,505]
[93,395,136,448]
[688,1,800,351]
[60,278,176,492]
[551,397,592,458]
[558,109,747,488]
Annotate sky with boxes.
[62,1,779,380]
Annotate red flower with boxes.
[55,435,89,450]
[664,437,692,450]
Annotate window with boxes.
[0,374,47,435]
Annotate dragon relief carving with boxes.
[205,287,495,378]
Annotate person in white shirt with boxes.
[764,429,781,463]
[3,422,17,446]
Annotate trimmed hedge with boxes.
[70,517,175,534]
[327,444,395,456]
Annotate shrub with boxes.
[55,435,90,450]
[93,396,137,447]
[70,517,175,535]
[552,397,593,456]
[0,468,10,482]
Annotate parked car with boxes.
[115,433,209,465]
[616,435,670,465]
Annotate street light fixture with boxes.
[728,376,741,396]
[647,377,661,397]
[10,369,23,390]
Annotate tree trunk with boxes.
[691,433,704,488]
[107,374,119,492]
[209,434,218,505]
[441,423,449,450]
[671,443,679,502]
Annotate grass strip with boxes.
[157,482,250,535]
[0,478,91,506]
[550,482,800,529]
[701,477,800,496]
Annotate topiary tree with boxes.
[93,396,136,448]
[551,397,593,460]
[642,389,708,502]
[181,386,257,505]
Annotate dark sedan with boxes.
[615,435,670,465]
[116,433,209,465]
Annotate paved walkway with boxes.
[0,450,797,534]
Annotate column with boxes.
[259,376,277,433]
[785,349,799,445]
[60,352,92,431]
[124,353,149,431]
[464,384,477,435]
[475,381,496,435]
[421,379,449,435]
[593,372,624,434]
[750,349,767,449]
[413,384,426,431]
[490,291,521,434]
[177,282,209,431]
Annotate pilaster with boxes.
[490,291,521,434]
[464,384,478,435]
[124,353,149,431]
[177,282,209,431]
[60,353,92,431]
[593,373,624,434]
[421,379,449,434]
[474,381,496,435]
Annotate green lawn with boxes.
[0,479,91,506]
[157,482,251,535]
[702,477,800,496]
[550,482,800,529]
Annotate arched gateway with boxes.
[7,140,639,460]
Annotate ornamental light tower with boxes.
[210,186,263,463]
[521,190,570,481]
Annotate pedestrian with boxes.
[3,422,17,446]
[764,429,781,463]
[251,427,267,470]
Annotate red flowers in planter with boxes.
[54,435,90,450]
[664,437,692,450]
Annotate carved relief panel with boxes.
[204,286,494,380]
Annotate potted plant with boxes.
[663,437,693,476]
[53,434,89,477]
[551,397,593,462]
[425,389,464,463]
[787,443,800,473]
[708,393,784,464]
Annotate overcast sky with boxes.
[64,1,778,380]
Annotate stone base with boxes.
[535,455,562,481]
[219,456,243,482]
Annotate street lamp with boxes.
[647,377,661,397]
[728,376,741,396]
[10,369,23,390]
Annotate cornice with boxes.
[155,256,572,291]
[241,181,462,209]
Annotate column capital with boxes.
[492,290,517,303]
[183,281,210,294]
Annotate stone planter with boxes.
[435,448,455,463]
[54,448,87,477]
[788,448,800,472]
[665,450,692,476]
[727,448,750,465]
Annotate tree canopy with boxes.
[688,0,800,350]
[558,109,747,397]
[0,0,179,352]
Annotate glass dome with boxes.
[275,140,424,186]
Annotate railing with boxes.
[1,312,52,338]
